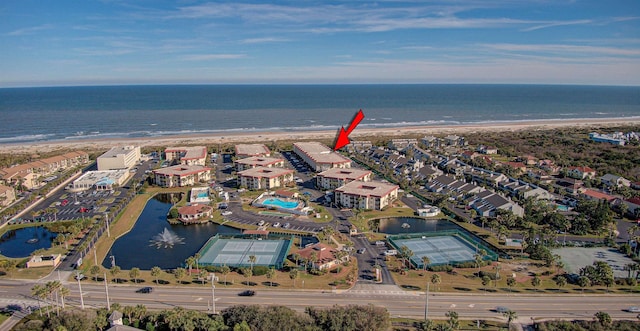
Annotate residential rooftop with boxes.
[236,156,284,166]
[237,167,294,179]
[317,168,371,180]
[235,144,270,156]
[293,142,351,164]
[335,180,399,197]
[153,165,211,176]
[165,146,207,160]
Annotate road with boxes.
[0,280,637,322]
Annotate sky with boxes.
[1,0,639,87]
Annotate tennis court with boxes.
[197,236,292,269]
[391,235,480,268]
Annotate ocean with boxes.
[0,84,639,145]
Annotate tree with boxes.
[185,256,196,274]
[194,252,201,272]
[266,267,276,287]
[481,275,491,290]
[431,273,441,292]
[445,310,459,330]
[503,310,518,329]
[248,255,257,272]
[399,245,414,270]
[129,267,140,284]
[308,251,318,271]
[31,284,47,317]
[555,275,567,290]
[289,269,299,287]
[150,266,162,285]
[421,256,431,271]
[221,264,231,286]
[594,311,612,328]
[58,285,70,309]
[174,267,187,284]
[507,277,516,292]
[90,265,101,281]
[531,275,541,290]
[578,275,591,293]
[242,267,253,284]
[199,269,208,285]
[109,265,121,283]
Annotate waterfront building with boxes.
[97,146,141,171]
[237,167,294,190]
[334,180,399,210]
[71,170,129,191]
[293,142,351,172]
[164,146,207,166]
[235,156,285,171]
[235,144,271,158]
[177,204,213,223]
[153,165,211,188]
[0,184,15,207]
[316,168,372,190]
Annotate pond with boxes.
[104,194,241,270]
[376,217,460,234]
[0,226,57,258]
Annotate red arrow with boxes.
[334,109,365,151]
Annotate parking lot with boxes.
[553,246,636,278]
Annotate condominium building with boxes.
[316,168,372,190]
[164,146,207,166]
[235,144,271,158]
[334,180,399,210]
[0,151,89,189]
[0,184,16,207]
[237,167,294,190]
[97,146,141,171]
[72,170,130,191]
[293,142,351,172]
[153,165,212,188]
[235,156,285,172]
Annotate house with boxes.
[164,146,207,166]
[316,168,372,190]
[0,184,16,207]
[537,159,560,174]
[517,155,538,166]
[567,166,596,180]
[108,310,123,326]
[444,135,465,146]
[421,136,440,149]
[97,146,141,171]
[501,161,527,174]
[416,166,443,182]
[237,167,294,190]
[600,174,631,188]
[477,145,498,154]
[581,189,616,203]
[334,180,399,210]
[26,254,61,268]
[622,197,640,217]
[177,204,213,223]
[295,243,348,270]
[347,140,372,153]
[235,144,271,158]
[235,156,285,171]
[388,138,418,150]
[470,191,524,217]
[460,150,480,160]
[153,165,211,188]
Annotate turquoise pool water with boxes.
[197,192,208,198]
[263,198,299,209]
[556,204,569,211]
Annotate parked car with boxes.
[221,211,233,216]
[626,306,640,313]
[495,306,510,313]
[258,220,265,226]
[357,248,366,254]
[283,223,290,229]
[273,222,280,228]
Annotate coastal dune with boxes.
[2,117,639,154]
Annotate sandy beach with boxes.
[2,117,639,154]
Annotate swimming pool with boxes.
[197,192,208,198]
[262,198,299,209]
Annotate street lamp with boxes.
[211,273,217,314]
[104,272,110,310]
[75,272,85,310]
[424,282,430,320]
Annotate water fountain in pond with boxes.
[149,228,185,249]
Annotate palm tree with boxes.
[185,256,196,275]
[150,266,162,285]
[174,267,187,284]
[129,267,140,284]
[507,277,516,292]
[503,310,518,329]
[90,265,101,281]
[221,264,231,286]
[289,269,299,287]
[421,256,431,271]
[31,284,46,317]
[309,251,318,271]
[109,265,121,283]
[248,255,257,273]
[531,276,541,291]
[194,253,201,272]
[45,281,61,315]
[431,273,441,292]
[242,267,253,285]
[555,275,567,291]
[198,269,208,285]
[578,276,591,293]
[445,310,459,330]
[266,267,276,287]
[58,285,70,309]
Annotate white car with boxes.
[258,220,265,226]
[273,222,280,228]
[221,211,232,216]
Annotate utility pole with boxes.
[105,213,110,237]
[211,273,216,314]
[424,282,430,321]
[76,272,85,310]
[104,273,110,310]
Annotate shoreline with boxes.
[2,117,639,154]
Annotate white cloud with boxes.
[5,24,53,36]
[181,54,247,61]
[240,37,290,44]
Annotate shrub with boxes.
[429,265,453,272]
[252,266,269,276]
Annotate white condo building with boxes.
[97,146,141,171]
[334,180,399,210]
[293,142,351,172]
